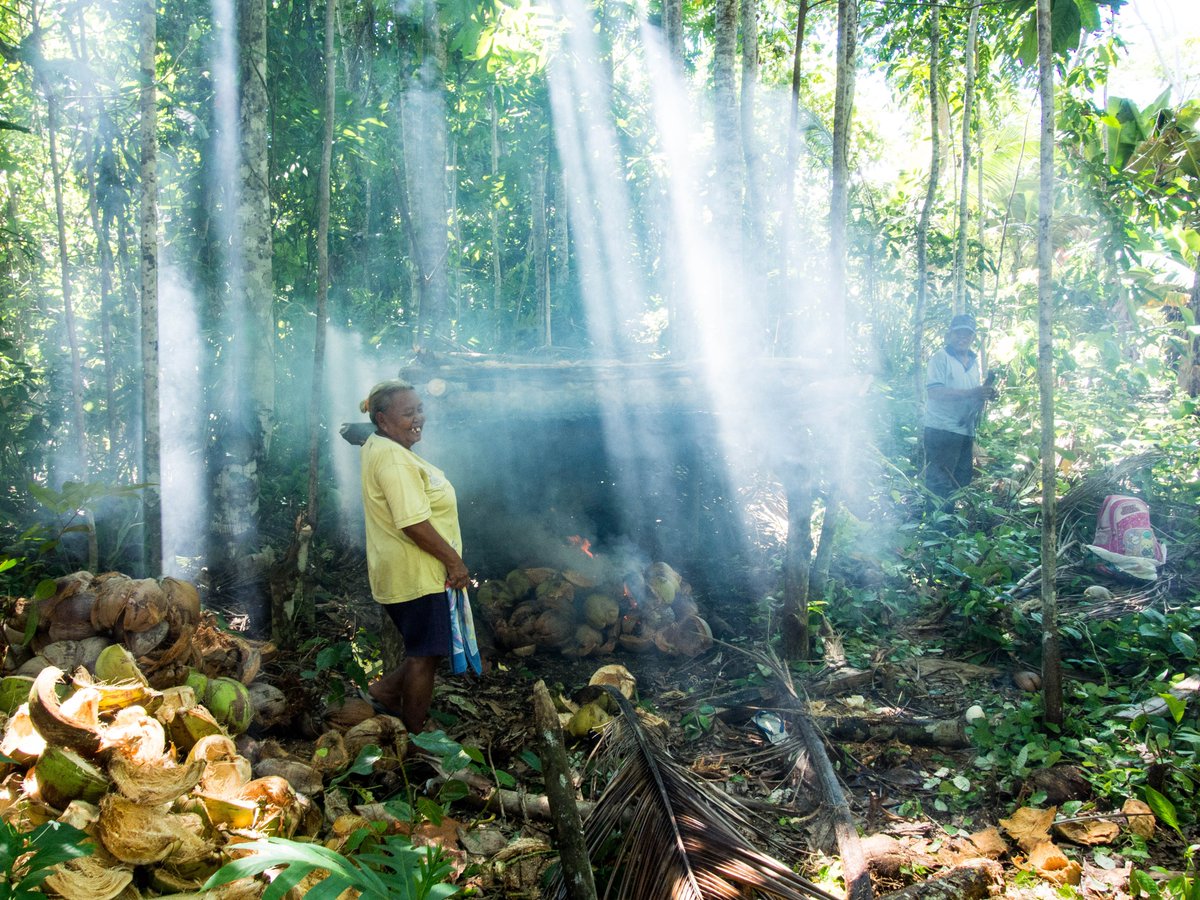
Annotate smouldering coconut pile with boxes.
[477,559,713,659]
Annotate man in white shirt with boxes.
[923,314,997,511]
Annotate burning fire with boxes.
[567,535,594,558]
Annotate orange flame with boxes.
[567,535,594,558]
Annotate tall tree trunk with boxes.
[238,0,275,450]
[829,0,858,364]
[532,156,550,346]
[953,0,980,315]
[280,0,337,649]
[212,0,273,576]
[552,166,569,329]
[139,0,161,575]
[663,0,683,61]
[740,0,766,335]
[713,0,743,296]
[489,86,503,317]
[777,0,810,349]
[1036,0,1062,726]
[77,13,121,477]
[34,7,87,482]
[406,0,450,347]
[913,2,940,399]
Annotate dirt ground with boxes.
[279,637,1167,900]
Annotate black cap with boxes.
[948,314,977,334]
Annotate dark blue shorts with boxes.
[382,593,450,658]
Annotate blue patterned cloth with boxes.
[447,588,482,675]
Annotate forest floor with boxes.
[258,610,1175,900]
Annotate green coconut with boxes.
[94,643,147,685]
[566,701,612,739]
[33,745,111,809]
[184,668,210,700]
[505,569,534,601]
[205,677,253,735]
[645,562,682,605]
[583,593,619,630]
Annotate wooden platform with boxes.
[341,352,864,444]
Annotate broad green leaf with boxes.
[1143,786,1181,836]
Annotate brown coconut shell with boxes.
[247,681,290,731]
[46,591,100,643]
[343,715,408,771]
[42,854,133,900]
[96,794,187,865]
[309,730,348,775]
[117,579,167,634]
[324,696,375,731]
[252,758,322,796]
[101,706,167,766]
[28,667,102,756]
[90,574,134,632]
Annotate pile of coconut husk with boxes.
[0,572,424,898]
[476,559,713,659]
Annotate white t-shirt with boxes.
[924,347,982,436]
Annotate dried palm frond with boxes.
[546,686,838,900]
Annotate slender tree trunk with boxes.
[489,86,503,316]
[1184,253,1200,396]
[713,0,743,297]
[238,0,275,450]
[913,2,940,399]
[532,157,550,346]
[406,0,450,347]
[829,0,858,364]
[777,0,810,349]
[740,0,766,336]
[809,491,839,598]
[1036,0,1062,727]
[139,0,161,575]
[552,167,569,332]
[34,11,87,482]
[307,0,335,533]
[663,0,683,61]
[782,474,814,660]
[953,0,980,315]
[77,13,121,477]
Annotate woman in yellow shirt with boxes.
[360,380,469,732]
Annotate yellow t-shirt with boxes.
[361,433,462,604]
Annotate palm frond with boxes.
[548,686,839,900]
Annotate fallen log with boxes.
[877,859,1003,899]
[793,713,873,900]
[533,679,597,900]
[813,714,969,749]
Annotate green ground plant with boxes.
[0,820,91,898]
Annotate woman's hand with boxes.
[402,519,470,589]
[445,558,470,590]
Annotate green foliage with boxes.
[202,833,461,900]
[0,819,92,898]
[681,702,716,741]
[1129,787,1200,900]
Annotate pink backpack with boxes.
[1093,495,1165,563]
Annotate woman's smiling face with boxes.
[377,389,424,449]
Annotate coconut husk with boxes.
[108,755,205,805]
[28,668,103,756]
[42,854,133,900]
[97,794,190,865]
